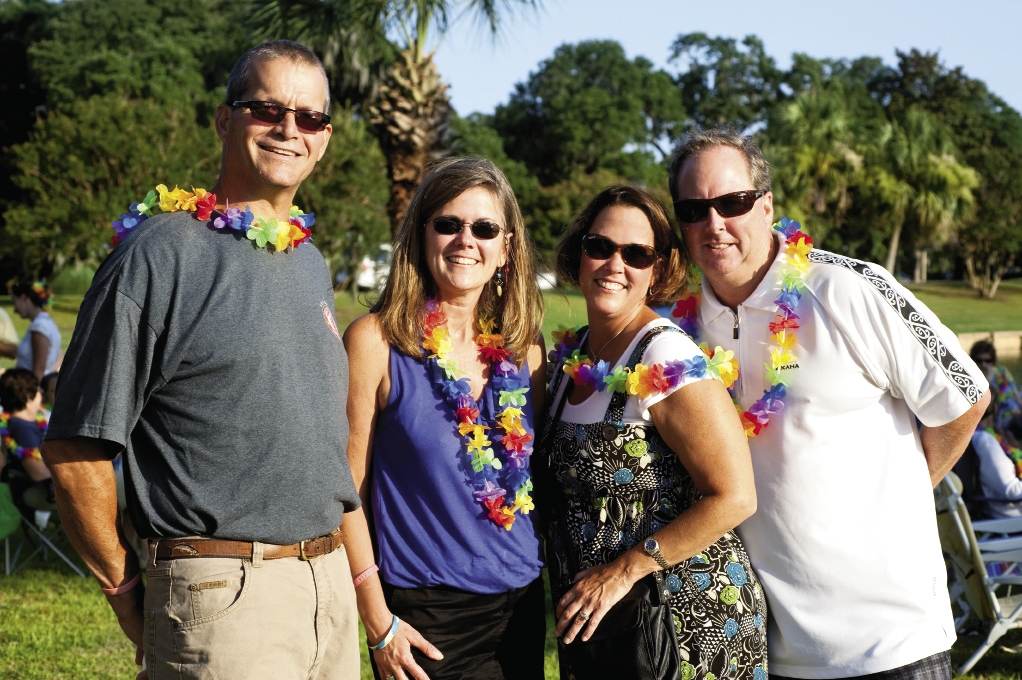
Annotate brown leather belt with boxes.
[153,527,343,561]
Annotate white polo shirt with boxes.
[676,233,986,677]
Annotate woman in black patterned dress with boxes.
[540,186,768,680]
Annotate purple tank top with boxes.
[371,348,543,593]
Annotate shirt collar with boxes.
[698,231,787,326]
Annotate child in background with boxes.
[0,368,55,512]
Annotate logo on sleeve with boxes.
[321,301,340,340]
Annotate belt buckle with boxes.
[299,539,310,561]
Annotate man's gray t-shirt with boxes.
[48,211,359,544]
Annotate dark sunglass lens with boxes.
[470,221,502,240]
[674,199,710,224]
[248,103,285,124]
[582,235,616,260]
[432,217,462,235]
[716,192,757,218]
[295,112,329,132]
[621,246,656,270]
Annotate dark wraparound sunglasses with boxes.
[231,100,331,132]
[428,216,504,240]
[673,190,766,224]
[581,234,658,270]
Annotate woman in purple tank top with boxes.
[343,157,548,680]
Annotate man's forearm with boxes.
[921,391,991,487]
[41,437,139,587]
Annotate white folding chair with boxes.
[936,473,1022,675]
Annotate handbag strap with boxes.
[604,324,681,423]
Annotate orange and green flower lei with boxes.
[666,217,813,437]
[0,411,47,462]
[111,184,314,253]
[422,300,535,530]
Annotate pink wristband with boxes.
[353,564,379,588]
[101,572,141,596]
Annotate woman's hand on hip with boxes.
[372,618,443,680]
[555,558,643,644]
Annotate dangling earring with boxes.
[496,267,504,297]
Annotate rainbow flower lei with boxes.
[29,282,52,310]
[111,184,314,253]
[0,411,47,462]
[421,301,535,530]
[985,427,1022,478]
[549,326,737,399]
[668,217,813,437]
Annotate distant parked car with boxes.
[536,269,556,290]
[356,244,392,290]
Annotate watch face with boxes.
[644,538,658,552]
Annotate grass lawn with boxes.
[1,279,1020,677]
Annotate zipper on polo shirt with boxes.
[733,308,744,397]
[731,310,739,339]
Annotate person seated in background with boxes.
[40,372,58,411]
[0,368,55,510]
[8,280,61,380]
[971,340,1022,437]
[971,385,1022,518]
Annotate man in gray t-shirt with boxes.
[43,40,361,679]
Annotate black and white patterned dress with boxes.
[541,326,768,680]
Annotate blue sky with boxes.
[431,0,1022,117]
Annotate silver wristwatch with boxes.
[643,538,671,570]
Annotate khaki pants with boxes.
[143,542,359,680]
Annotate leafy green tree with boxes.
[248,0,540,234]
[493,40,685,186]
[2,95,220,275]
[669,33,784,130]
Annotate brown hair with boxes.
[10,280,51,310]
[667,125,771,201]
[225,40,330,112]
[555,184,689,306]
[970,339,996,365]
[375,156,543,364]
[0,368,40,413]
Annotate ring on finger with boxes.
[577,611,591,622]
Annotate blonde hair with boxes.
[375,156,543,364]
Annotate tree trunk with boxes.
[884,221,903,274]
[965,255,1010,299]
[913,248,928,283]
[368,49,452,236]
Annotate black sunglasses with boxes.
[581,234,658,270]
[673,190,766,224]
[231,100,331,133]
[427,216,504,240]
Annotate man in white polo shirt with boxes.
[665,127,990,679]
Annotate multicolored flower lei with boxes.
[422,300,535,530]
[0,411,47,462]
[991,366,1022,431]
[111,184,315,253]
[29,282,53,310]
[548,325,732,399]
[985,427,1022,478]
[670,217,813,438]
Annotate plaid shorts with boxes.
[771,651,951,680]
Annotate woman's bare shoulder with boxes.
[343,313,389,358]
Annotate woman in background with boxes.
[9,281,61,379]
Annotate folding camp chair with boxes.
[1,465,86,577]
[936,473,1022,675]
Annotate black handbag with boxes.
[562,570,681,680]
[541,351,682,680]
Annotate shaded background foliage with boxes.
[0,0,1019,297]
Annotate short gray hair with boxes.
[667,126,771,200]
[225,40,330,113]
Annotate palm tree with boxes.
[868,108,977,278]
[248,0,540,235]
[771,83,864,245]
